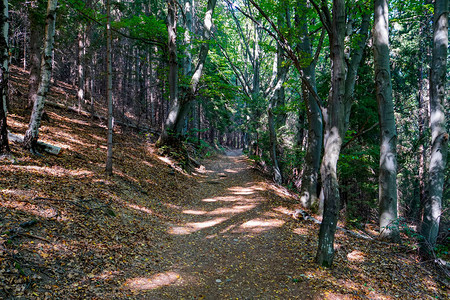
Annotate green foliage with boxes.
[114,15,167,44]
[339,145,379,225]
[434,241,449,259]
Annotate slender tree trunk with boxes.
[23,0,58,153]
[0,69,7,154]
[77,26,85,112]
[23,30,26,70]
[183,0,193,77]
[0,0,9,154]
[297,0,322,209]
[0,0,7,115]
[316,0,346,268]
[417,15,429,221]
[420,0,448,256]
[268,102,282,184]
[373,0,400,242]
[27,20,42,109]
[105,0,114,175]
[417,0,433,223]
[343,12,370,131]
[267,42,288,184]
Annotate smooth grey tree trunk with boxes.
[1,0,7,115]
[0,0,9,154]
[421,0,448,256]
[343,12,370,131]
[416,3,432,221]
[27,12,43,109]
[77,27,85,112]
[297,0,322,209]
[373,0,400,242]
[23,0,58,152]
[157,0,217,147]
[316,0,346,268]
[156,0,179,147]
[178,0,194,135]
[267,50,288,185]
[315,11,369,213]
[105,0,114,175]
[183,0,193,77]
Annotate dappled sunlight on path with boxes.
[167,155,288,238]
[123,154,447,300]
[136,154,318,298]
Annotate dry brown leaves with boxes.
[0,68,448,299]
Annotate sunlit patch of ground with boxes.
[228,186,255,195]
[126,204,154,215]
[202,196,244,202]
[0,198,70,221]
[168,217,228,235]
[123,271,180,291]
[346,250,366,263]
[3,165,93,177]
[235,218,285,233]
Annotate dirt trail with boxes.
[132,154,315,299]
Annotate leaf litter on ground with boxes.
[0,67,448,299]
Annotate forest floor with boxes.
[1,66,449,299]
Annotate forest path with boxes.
[138,153,317,299]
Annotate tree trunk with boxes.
[157,0,217,147]
[156,0,179,147]
[1,0,7,115]
[343,12,370,131]
[23,0,58,153]
[183,0,193,77]
[373,0,400,242]
[268,103,282,184]
[267,39,288,185]
[77,27,85,112]
[105,0,114,175]
[420,0,448,256]
[316,0,346,268]
[297,0,322,209]
[0,0,9,154]
[416,10,429,221]
[27,19,42,109]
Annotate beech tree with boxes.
[26,0,46,109]
[420,0,448,256]
[157,0,218,147]
[156,0,179,147]
[0,0,8,154]
[105,0,113,175]
[296,0,322,209]
[373,0,400,241]
[315,0,347,267]
[23,0,58,153]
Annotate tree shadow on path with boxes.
[123,154,318,299]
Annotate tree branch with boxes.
[313,28,326,65]
[216,40,252,99]
[342,121,379,150]
[245,0,324,108]
[61,0,165,47]
[309,0,332,36]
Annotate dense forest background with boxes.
[0,0,449,294]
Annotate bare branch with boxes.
[216,40,252,99]
[309,0,331,36]
[313,28,326,65]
